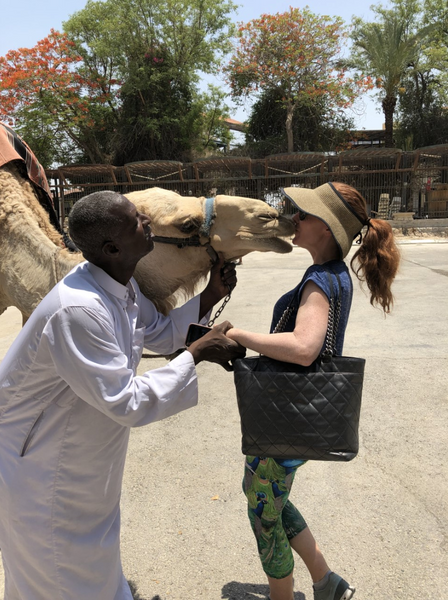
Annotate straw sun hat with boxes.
[281,183,366,259]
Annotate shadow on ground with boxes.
[127,579,307,599]
[129,579,160,600]
[221,581,306,600]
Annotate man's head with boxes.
[68,191,153,268]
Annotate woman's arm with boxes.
[226,281,329,366]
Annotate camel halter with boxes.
[151,196,219,265]
[151,196,233,326]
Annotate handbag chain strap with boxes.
[322,270,342,356]
[272,303,295,334]
[273,268,343,357]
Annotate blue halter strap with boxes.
[199,197,216,238]
[151,196,218,264]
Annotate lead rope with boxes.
[207,285,232,327]
[141,285,233,360]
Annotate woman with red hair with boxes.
[227,182,400,600]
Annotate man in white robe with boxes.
[0,191,244,600]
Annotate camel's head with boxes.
[211,195,294,260]
[126,188,294,262]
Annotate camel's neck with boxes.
[133,243,212,314]
[8,215,82,276]
[52,248,84,280]
[0,164,83,317]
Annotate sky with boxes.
[0,0,385,133]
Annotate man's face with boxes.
[110,197,154,261]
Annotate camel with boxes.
[0,162,294,322]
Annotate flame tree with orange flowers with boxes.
[0,0,237,167]
[224,7,372,154]
[0,30,117,166]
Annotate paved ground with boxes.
[0,241,447,600]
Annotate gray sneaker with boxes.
[313,572,355,600]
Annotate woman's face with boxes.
[291,210,326,248]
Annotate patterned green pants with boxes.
[243,456,308,579]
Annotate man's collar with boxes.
[86,262,132,301]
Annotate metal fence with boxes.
[46,145,448,223]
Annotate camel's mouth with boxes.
[237,236,293,254]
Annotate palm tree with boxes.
[351,14,434,147]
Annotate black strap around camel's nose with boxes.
[151,197,219,264]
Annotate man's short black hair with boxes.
[68,191,128,261]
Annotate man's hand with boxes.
[187,321,246,368]
[199,254,238,319]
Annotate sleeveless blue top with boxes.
[270,260,353,356]
[268,260,353,467]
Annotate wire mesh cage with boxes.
[123,161,186,193]
[414,145,448,218]
[192,156,253,197]
[260,153,328,213]
[327,148,408,217]
[50,164,124,223]
[46,144,448,222]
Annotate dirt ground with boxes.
[0,240,447,600]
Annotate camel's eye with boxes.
[178,218,202,234]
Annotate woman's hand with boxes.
[187,321,246,367]
[225,327,239,341]
[223,282,330,366]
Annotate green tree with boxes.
[392,0,448,148]
[350,5,435,147]
[0,0,236,166]
[64,0,236,163]
[395,78,448,148]
[194,86,232,155]
[0,30,116,166]
[245,88,354,157]
[224,7,367,153]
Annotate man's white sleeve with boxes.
[43,306,199,427]
[138,293,210,353]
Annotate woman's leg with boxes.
[284,510,355,599]
[243,457,303,600]
[281,481,330,583]
[289,527,330,583]
[244,459,354,600]
[266,572,294,600]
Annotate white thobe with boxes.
[0,262,204,599]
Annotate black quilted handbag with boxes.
[233,271,365,461]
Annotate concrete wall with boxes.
[388,218,448,237]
